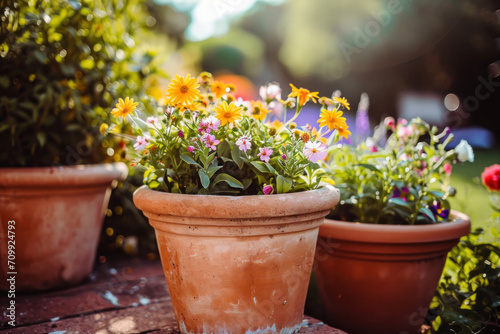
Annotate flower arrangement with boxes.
[327,117,474,225]
[105,72,350,195]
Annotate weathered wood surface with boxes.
[0,258,346,333]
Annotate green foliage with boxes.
[0,0,164,166]
[327,118,473,224]
[430,228,500,333]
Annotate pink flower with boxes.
[259,83,282,102]
[236,136,252,153]
[303,141,328,163]
[397,124,414,140]
[147,116,161,127]
[165,106,174,115]
[187,146,195,153]
[199,116,220,134]
[443,162,452,175]
[263,185,273,195]
[257,147,273,163]
[178,130,184,138]
[384,117,395,129]
[200,133,220,151]
[281,154,287,160]
[133,135,150,151]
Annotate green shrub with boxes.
[0,0,164,166]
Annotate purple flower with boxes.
[281,154,287,160]
[178,130,184,138]
[263,185,273,195]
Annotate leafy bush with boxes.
[0,0,164,166]
[430,190,500,333]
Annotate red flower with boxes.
[482,164,500,191]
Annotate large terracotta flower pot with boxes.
[133,185,340,334]
[0,163,128,292]
[314,211,470,334]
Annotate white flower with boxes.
[259,83,282,102]
[303,141,328,163]
[146,116,161,128]
[133,135,150,151]
[454,140,474,162]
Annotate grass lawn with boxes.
[449,147,500,243]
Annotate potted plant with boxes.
[314,117,474,334]
[107,72,350,333]
[0,0,160,291]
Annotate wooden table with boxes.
[0,258,347,333]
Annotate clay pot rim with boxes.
[133,184,340,219]
[319,210,470,243]
[0,162,128,188]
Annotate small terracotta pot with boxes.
[133,185,340,334]
[314,211,470,334]
[0,163,128,292]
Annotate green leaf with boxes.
[0,124,9,133]
[388,197,411,209]
[180,154,200,167]
[199,169,210,189]
[0,76,9,88]
[250,161,270,174]
[37,132,46,147]
[265,163,278,175]
[419,207,437,223]
[231,144,244,169]
[277,175,292,194]
[212,173,244,189]
[207,165,223,178]
[356,163,382,175]
[217,139,231,158]
[129,116,149,132]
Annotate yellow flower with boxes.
[214,101,243,126]
[288,83,319,107]
[250,100,268,121]
[333,97,350,110]
[317,108,346,131]
[337,122,351,139]
[99,123,108,135]
[111,97,138,118]
[166,74,200,106]
[211,81,227,99]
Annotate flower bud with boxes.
[269,126,277,136]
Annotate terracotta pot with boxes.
[314,211,470,334]
[133,185,340,334]
[0,163,128,292]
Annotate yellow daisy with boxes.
[211,81,227,99]
[333,97,350,110]
[214,101,243,126]
[317,108,346,131]
[250,100,268,121]
[288,83,319,107]
[166,74,200,106]
[111,97,138,118]
[337,122,351,139]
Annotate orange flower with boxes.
[111,97,138,118]
[288,84,319,107]
[336,122,351,139]
[211,81,227,99]
[166,74,200,106]
[214,101,243,126]
[317,108,346,131]
[333,97,350,110]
